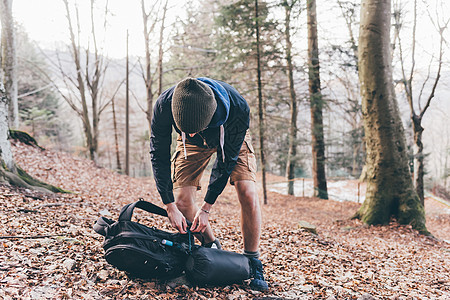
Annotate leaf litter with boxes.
[0,141,448,299]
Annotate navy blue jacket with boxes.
[150,78,250,205]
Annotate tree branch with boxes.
[419,22,446,119]
[394,4,415,115]
[0,235,59,240]
[130,88,146,113]
[99,77,126,115]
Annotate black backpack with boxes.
[93,200,194,280]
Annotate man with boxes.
[150,77,268,291]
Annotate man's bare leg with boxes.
[234,180,268,291]
[174,186,216,244]
[234,180,261,253]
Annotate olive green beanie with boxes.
[172,78,217,134]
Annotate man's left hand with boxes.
[191,209,210,233]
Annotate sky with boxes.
[12,0,162,58]
[11,0,448,60]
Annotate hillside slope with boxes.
[0,141,449,299]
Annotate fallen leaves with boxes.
[0,141,448,299]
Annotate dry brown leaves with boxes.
[0,141,449,299]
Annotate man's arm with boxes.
[150,90,188,233]
[149,90,175,204]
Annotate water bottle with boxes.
[161,239,174,247]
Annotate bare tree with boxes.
[282,0,301,195]
[157,0,168,95]
[0,0,18,128]
[393,0,449,204]
[307,0,328,199]
[141,0,168,132]
[53,0,111,162]
[336,0,364,177]
[355,0,427,234]
[255,0,268,204]
[111,92,122,172]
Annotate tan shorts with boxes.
[172,131,257,190]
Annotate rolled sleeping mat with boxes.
[185,247,251,286]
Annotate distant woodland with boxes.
[1,0,449,231]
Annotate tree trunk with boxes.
[111,96,122,172]
[307,0,328,199]
[157,0,168,96]
[141,0,154,132]
[412,115,424,204]
[352,141,361,177]
[356,0,427,234]
[125,31,130,176]
[284,0,298,196]
[255,0,268,204]
[91,78,99,163]
[64,0,93,160]
[0,0,18,129]
[0,1,15,171]
[0,82,14,171]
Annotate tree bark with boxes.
[0,0,15,171]
[307,0,328,199]
[412,115,424,204]
[0,82,14,171]
[356,0,427,234]
[283,0,298,196]
[111,96,121,172]
[255,0,268,204]
[0,0,18,129]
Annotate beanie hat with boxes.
[172,78,217,134]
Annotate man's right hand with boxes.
[166,203,187,234]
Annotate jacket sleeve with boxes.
[150,92,175,205]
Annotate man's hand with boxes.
[166,203,187,234]
[191,203,212,233]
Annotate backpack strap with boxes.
[118,199,168,222]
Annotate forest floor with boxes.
[1,141,449,299]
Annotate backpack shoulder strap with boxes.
[118,199,168,222]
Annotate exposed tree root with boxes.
[0,130,69,193]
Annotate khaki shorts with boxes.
[172,131,257,190]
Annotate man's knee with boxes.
[235,181,258,206]
[175,187,196,211]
